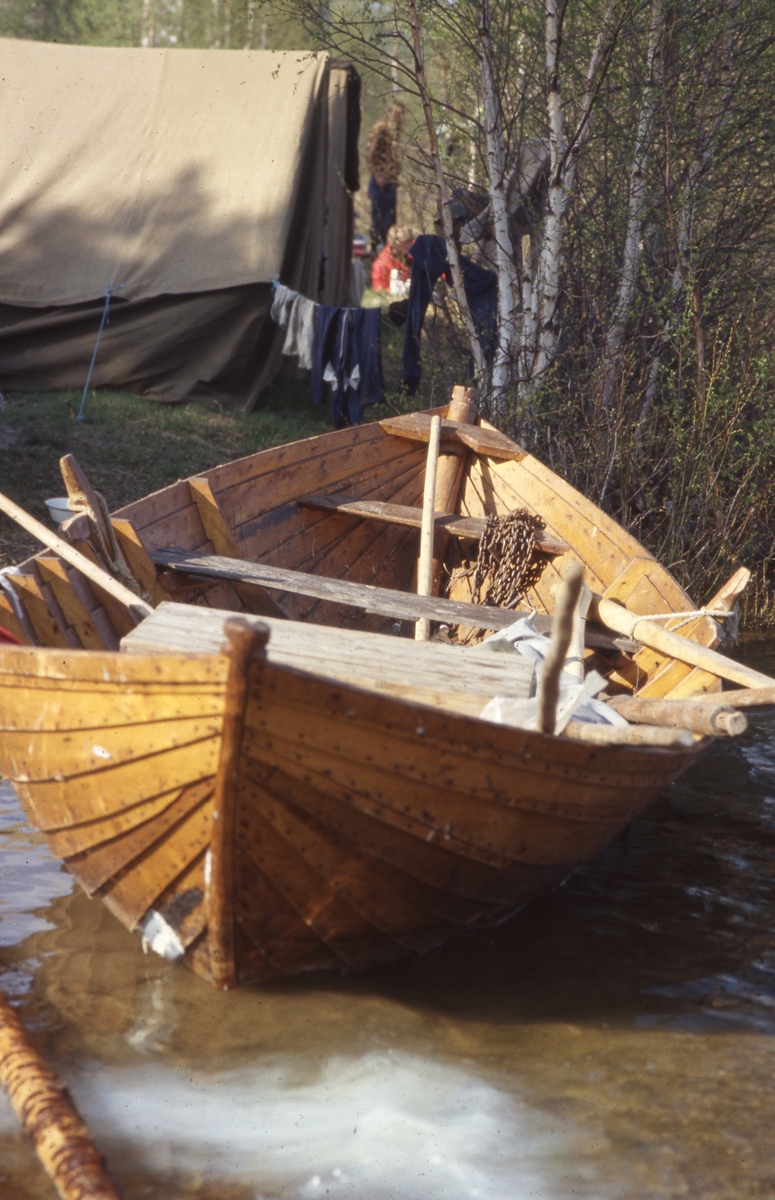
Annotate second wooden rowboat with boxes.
[0,389,759,987]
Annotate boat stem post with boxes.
[415,415,442,641]
[209,617,270,989]
[0,987,124,1199]
[538,562,584,734]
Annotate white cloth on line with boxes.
[270,283,296,328]
[282,294,316,369]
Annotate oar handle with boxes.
[0,489,152,623]
[590,594,775,690]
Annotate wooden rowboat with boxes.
[0,389,761,988]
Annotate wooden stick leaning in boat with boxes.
[415,415,442,642]
[538,562,584,734]
[606,696,747,736]
[590,593,775,690]
[0,490,152,623]
[0,987,124,1200]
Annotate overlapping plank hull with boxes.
[224,655,699,986]
[0,634,699,986]
[0,401,734,986]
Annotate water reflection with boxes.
[2,639,775,1197]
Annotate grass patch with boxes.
[0,376,343,569]
[0,311,452,571]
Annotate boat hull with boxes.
[0,629,703,987]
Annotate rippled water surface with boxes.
[2,639,775,1199]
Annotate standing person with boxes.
[365,103,405,252]
[371,225,414,292]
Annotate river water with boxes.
[2,640,775,1199]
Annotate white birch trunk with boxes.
[527,0,565,391]
[141,0,154,46]
[600,0,663,409]
[524,4,612,397]
[479,0,518,417]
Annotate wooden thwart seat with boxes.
[122,602,536,718]
[151,547,531,631]
[150,547,635,652]
[298,493,569,556]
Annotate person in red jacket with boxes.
[371,225,414,292]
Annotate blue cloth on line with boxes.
[311,305,384,427]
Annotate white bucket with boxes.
[45,497,75,525]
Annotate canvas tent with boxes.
[0,38,359,409]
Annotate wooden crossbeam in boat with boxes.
[149,548,635,653]
[379,412,527,461]
[298,493,569,556]
[151,547,541,631]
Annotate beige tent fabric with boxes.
[320,65,355,308]
[0,39,353,409]
[0,40,328,305]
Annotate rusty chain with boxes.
[471,510,547,609]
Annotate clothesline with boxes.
[270,282,384,429]
[270,279,364,313]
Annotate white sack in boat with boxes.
[479,616,629,733]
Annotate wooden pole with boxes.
[0,490,152,624]
[209,617,270,990]
[430,386,478,594]
[415,416,442,642]
[538,561,584,734]
[681,684,775,709]
[590,593,775,690]
[0,988,123,1199]
[565,582,591,681]
[606,695,747,736]
[563,720,696,749]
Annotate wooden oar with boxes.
[0,489,152,624]
[415,414,442,642]
[0,987,124,1199]
[681,684,775,709]
[590,593,775,690]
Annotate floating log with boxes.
[0,988,123,1199]
[606,695,747,737]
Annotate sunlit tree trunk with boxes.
[478,0,518,417]
[600,0,663,410]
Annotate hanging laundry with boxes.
[270,283,296,329]
[401,234,497,394]
[283,294,316,370]
[311,305,384,427]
